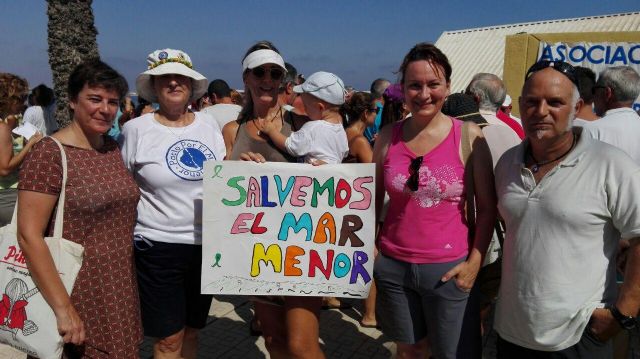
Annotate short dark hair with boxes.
[208,79,232,98]
[32,84,55,107]
[574,66,596,104]
[134,97,151,118]
[67,59,128,101]
[370,78,390,99]
[398,43,452,84]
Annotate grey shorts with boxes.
[374,254,470,359]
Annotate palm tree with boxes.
[47,0,99,127]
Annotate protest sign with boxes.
[201,161,376,298]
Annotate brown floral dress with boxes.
[19,137,142,358]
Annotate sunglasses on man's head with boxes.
[251,66,284,81]
[525,60,578,87]
[406,156,423,192]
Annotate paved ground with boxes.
[2,296,639,358]
[140,296,395,359]
[0,296,396,359]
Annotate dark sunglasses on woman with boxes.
[367,107,381,115]
[251,66,284,81]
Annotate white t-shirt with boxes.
[120,112,226,245]
[480,123,522,266]
[581,107,640,164]
[23,104,57,135]
[481,124,521,169]
[284,120,348,164]
[572,118,591,127]
[494,131,640,351]
[201,103,242,129]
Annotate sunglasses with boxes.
[525,60,578,87]
[367,107,381,115]
[406,156,423,192]
[251,66,284,81]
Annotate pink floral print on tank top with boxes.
[378,117,469,264]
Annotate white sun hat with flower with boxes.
[136,48,208,103]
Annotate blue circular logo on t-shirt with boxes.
[166,140,216,180]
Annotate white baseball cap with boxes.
[293,71,346,105]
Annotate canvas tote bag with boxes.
[0,137,84,359]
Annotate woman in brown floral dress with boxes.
[17,60,142,358]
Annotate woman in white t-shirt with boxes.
[23,84,57,135]
[119,49,225,359]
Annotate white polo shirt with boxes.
[494,130,640,351]
[581,107,640,164]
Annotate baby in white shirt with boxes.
[261,71,348,164]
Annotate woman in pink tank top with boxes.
[372,43,497,359]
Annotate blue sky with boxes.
[1,1,638,92]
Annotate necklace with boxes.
[528,133,577,173]
[165,125,188,139]
[157,112,193,138]
[252,107,282,136]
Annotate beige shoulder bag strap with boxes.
[47,137,68,238]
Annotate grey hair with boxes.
[370,78,391,100]
[282,62,298,87]
[466,73,506,112]
[597,66,640,103]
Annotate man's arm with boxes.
[590,237,640,341]
[616,237,640,316]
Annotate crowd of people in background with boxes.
[1,38,640,359]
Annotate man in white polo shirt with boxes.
[582,66,640,164]
[494,60,640,358]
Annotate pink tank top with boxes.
[378,117,468,263]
